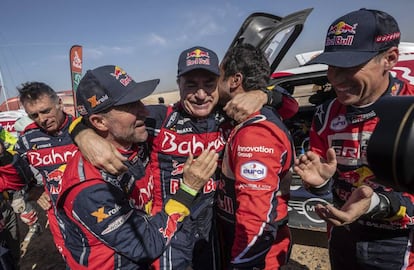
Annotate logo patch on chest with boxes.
[240,161,267,181]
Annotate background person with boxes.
[0,129,33,269]
[14,81,78,261]
[294,8,414,269]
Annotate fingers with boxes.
[37,192,51,210]
[326,148,337,166]
[198,150,219,176]
[183,150,218,191]
[315,204,347,226]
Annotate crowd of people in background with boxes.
[0,7,413,270]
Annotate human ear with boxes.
[88,114,109,131]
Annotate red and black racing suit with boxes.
[14,114,78,260]
[145,103,230,270]
[56,144,199,270]
[216,106,294,269]
[0,135,33,268]
[309,76,414,269]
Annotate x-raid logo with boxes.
[186,49,210,67]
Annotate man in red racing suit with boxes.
[307,75,414,269]
[216,44,295,269]
[57,64,219,270]
[295,9,414,270]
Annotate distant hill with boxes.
[0,89,181,113]
[142,89,180,105]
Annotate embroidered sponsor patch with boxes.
[240,161,267,181]
[101,210,133,235]
[330,115,347,131]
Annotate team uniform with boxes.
[14,114,78,259]
[56,145,198,270]
[0,127,33,268]
[216,106,294,269]
[309,76,414,269]
[145,103,229,270]
[0,127,30,192]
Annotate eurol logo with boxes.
[240,161,267,181]
[330,115,347,131]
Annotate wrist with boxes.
[366,192,380,213]
[303,177,331,196]
[69,117,89,144]
[180,181,198,197]
[258,88,272,106]
[314,178,331,188]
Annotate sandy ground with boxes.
[18,204,330,270]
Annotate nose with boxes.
[38,113,48,125]
[195,88,207,99]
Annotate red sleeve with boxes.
[0,163,26,191]
[230,122,291,261]
[309,121,328,159]
[277,94,299,120]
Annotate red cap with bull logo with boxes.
[177,46,220,76]
[307,8,400,68]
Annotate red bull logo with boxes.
[186,49,210,59]
[111,66,126,80]
[186,49,211,67]
[47,164,67,195]
[326,21,358,47]
[110,66,132,87]
[327,21,358,36]
[159,212,181,242]
[47,165,67,182]
[171,160,184,176]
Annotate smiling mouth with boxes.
[192,102,210,108]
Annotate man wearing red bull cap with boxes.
[56,65,218,270]
[294,8,414,269]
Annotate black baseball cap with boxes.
[177,46,220,76]
[76,65,159,116]
[307,9,400,68]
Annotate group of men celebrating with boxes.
[1,7,414,270]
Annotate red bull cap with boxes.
[76,65,160,116]
[307,8,400,68]
[177,46,220,76]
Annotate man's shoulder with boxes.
[399,82,414,95]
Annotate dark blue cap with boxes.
[177,46,220,76]
[76,65,159,116]
[307,9,400,68]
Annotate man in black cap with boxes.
[294,8,414,269]
[56,65,219,269]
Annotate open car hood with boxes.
[227,8,313,74]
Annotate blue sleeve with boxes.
[72,182,179,261]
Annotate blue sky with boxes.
[0,0,413,102]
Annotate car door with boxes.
[227,8,313,74]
